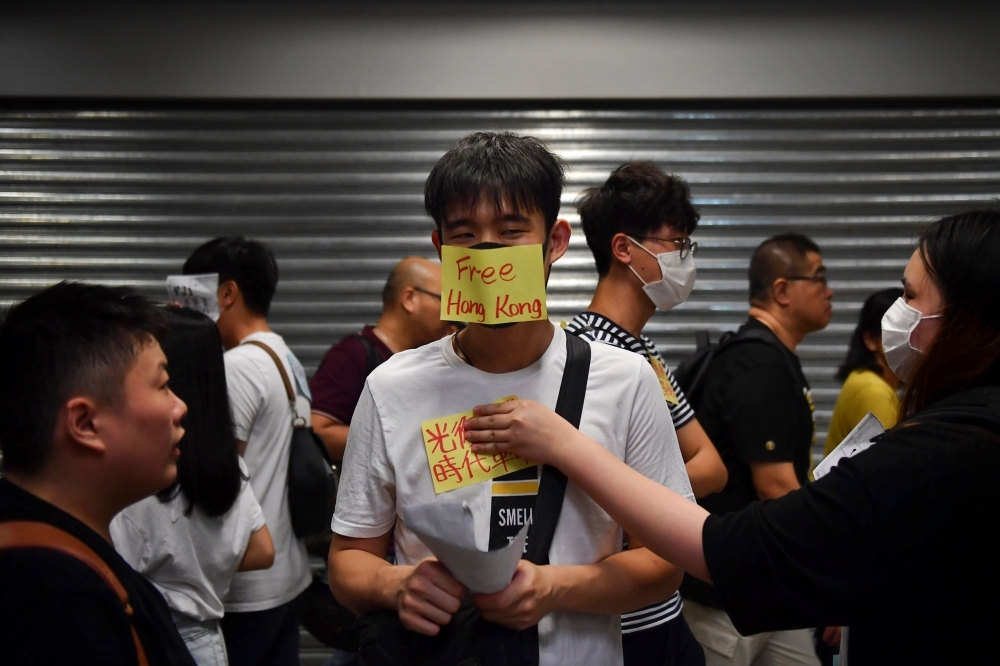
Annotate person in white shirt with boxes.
[183,237,312,666]
[112,306,275,666]
[329,131,694,666]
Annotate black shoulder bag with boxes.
[355,332,592,666]
[243,340,339,539]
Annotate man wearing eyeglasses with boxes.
[310,256,455,462]
[678,233,834,666]
[567,162,727,666]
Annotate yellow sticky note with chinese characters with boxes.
[439,244,548,325]
[648,356,680,405]
[421,396,536,494]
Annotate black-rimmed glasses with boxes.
[785,274,828,287]
[413,286,442,300]
[635,236,698,260]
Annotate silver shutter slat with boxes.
[3,106,999,457]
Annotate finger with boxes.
[464,428,511,445]
[464,413,513,433]
[469,442,502,455]
[420,561,469,600]
[399,606,447,636]
[471,401,517,417]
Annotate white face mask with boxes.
[627,237,697,312]
[881,297,943,382]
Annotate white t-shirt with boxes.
[224,331,312,612]
[333,327,694,666]
[111,458,266,621]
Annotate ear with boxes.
[610,233,634,266]
[431,230,442,259]
[399,286,419,314]
[546,219,572,265]
[61,397,107,456]
[217,279,240,310]
[862,330,882,353]
[771,278,792,307]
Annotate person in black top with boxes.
[679,234,833,666]
[0,282,195,666]
[464,208,1000,665]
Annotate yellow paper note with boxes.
[421,396,536,494]
[649,356,680,405]
[440,244,548,325]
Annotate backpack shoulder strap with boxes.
[353,334,384,377]
[524,333,591,566]
[0,521,149,666]
[723,328,803,387]
[242,340,305,426]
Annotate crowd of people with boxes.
[1,130,997,666]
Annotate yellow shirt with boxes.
[824,369,900,457]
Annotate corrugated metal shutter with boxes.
[3,105,1000,457]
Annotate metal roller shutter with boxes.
[3,105,1000,457]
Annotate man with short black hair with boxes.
[680,233,833,666]
[184,236,312,666]
[0,282,195,666]
[569,161,727,666]
[329,132,693,666]
[310,256,452,462]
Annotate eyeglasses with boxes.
[785,274,828,287]
[635,236,698,260]
[413,286,442,300]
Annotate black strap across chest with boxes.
[524,332,590,565]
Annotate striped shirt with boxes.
[566,311,691,634]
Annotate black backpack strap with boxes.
[353,334,384,377]
[524,332,591,566]
[715,327,802,388]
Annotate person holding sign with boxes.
[567,162,726,666]
[464,208,1000,665]
[329,132,694,666]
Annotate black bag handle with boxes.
[524,332,591,566]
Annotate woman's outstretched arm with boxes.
[466,399,712,581]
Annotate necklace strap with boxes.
[452,331,473,366]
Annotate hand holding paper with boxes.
[402,501,529,595]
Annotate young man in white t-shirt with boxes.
[184,237,312,666]
[329,132,695,666]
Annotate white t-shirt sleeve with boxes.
[331,384,397,538]
[225,352,267,443]
[625,359,695,502]
[109,511,152,573]
[237,457,267,534]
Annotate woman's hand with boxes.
[464,399,577,466]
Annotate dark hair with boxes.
[748,233,822,304]
[424,132,566,234]
[0,282,166,475]
[156,307,242,517]
[836,288,904,382]
[902,209,1000,416]
[577,162,700,276]
[183,236,279,317]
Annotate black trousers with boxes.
[221,595,304,666]
[624,614,706,666]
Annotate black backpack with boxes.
[674,327,798,410]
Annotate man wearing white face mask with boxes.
[568,162,727,666]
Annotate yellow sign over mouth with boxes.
[440,244,548,325]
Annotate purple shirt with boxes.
[309,326,393,425]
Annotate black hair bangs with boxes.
[425,131,565,232]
